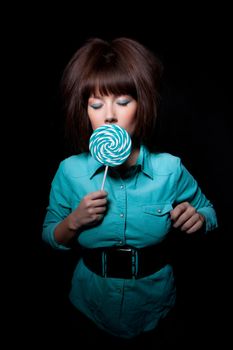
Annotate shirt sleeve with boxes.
[42,161,71,250]
[174,159,218,232]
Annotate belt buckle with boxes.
[104,246,137,279]
[118,247,133,252]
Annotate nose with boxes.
[104,105,117,124]
[105,115,117,124]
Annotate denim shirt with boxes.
[42,145,218,338]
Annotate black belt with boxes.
[82,241,170,279]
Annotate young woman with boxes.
[42,37,218,346]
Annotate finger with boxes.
[84,197,107,210]
[92,198,108,208]
[186,214,205,233]
[94,207,107,214]
[179,213,200,231]
[98,214,104,221]
[186,220,204,234]
[91,213,104,222]
[88,190,108,200]
[172,206,196,228]
[87,206,107,216]
[170,202,189,221]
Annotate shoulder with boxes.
[58,153,89,177]
[149,152,182,175]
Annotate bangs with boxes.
[82,66,137,100]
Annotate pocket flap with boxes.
[143,203,173,216]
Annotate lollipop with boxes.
[89,124,132,189]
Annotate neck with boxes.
[117,146,140,171]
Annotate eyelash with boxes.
[91,104,102,110]
[91,101,130,109]
[118,100,130,106]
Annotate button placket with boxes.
[115,178,126,245]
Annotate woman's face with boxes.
[87,94,138,136]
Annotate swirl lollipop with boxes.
[89,124,132,189]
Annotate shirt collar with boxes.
[88,144,153,180]
[88,153,104,179]
[136,145,153,179]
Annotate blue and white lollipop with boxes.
[89,124,132,189]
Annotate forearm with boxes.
[54,213,82,246]
[43,190,108,248]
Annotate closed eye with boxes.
[117,99,131,106]
[90,103,103,109]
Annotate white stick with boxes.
[101,165,109,190]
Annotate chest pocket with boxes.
[143,203,173,216]
[141,203,173,240]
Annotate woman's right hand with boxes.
[69,190,108,230]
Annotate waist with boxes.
[81,241,170,279]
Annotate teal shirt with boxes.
[42,145,218,338]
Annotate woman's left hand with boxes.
[170,202,205,234]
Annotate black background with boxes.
[7,5,232,347]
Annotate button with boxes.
[120,213,124,218]
[120,185,124,189]
[157,209,162,213]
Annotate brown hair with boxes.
[61,37,163,153]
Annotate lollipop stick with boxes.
[101,165,109,190]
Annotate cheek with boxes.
[90,120,102,130]
[88,111,101,129]
[125,114,137,131]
